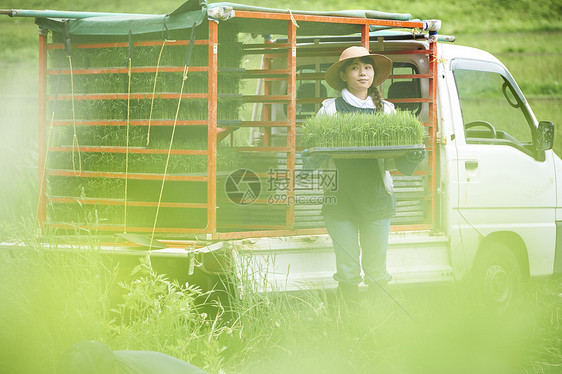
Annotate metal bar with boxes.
[47,223,209,234]
[246,47,432,57]
[47,196,207,209]
[390,74,433,79]
[263,54,273,146]
[389,170,430,176]
[253,76,288,82]
[218,223,291,230]
[380,50,433,55]
[49,146,207,155]
[48,66,208,75]
[52,120,207,127]
[386,98,433,103]
[49,93,208,101]
[242,95,290,103]
[294,73,433,81]
[286,21,297,229]
[361,24,369,49]
[296,72,324,80]
[277,34,427,44]
[428,41,438,228]
[240,69,290,77]
[213,228,328,240]
[391,224,433,232]
[47,39,209,50]
[5,9,150,19]
[211,223,434,240]
[243,43,292,49]
[234,121,290,127]
[291,46,431,55]
[233,10,424,29]
[235,146,291,152]
[294,97,432,104]
[207,20,218,234]
[47,169,208,181]
[292,49,433,58]
[38,30,48,230]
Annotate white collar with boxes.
[341,88,376,109]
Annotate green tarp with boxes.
[35,0,207,36]
[33,0,414,37]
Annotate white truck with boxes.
[232,31,558,313]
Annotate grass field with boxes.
[1,1,561,373]
[0,246,560,374]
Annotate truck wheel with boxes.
[470,241,522,314]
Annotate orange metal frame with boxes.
[37,11,438,240]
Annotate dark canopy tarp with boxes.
[35,0,207,36]
[34,0,414,36]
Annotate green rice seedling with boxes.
[299,110,425,149]
[48,176,125,199]
[48,145,243,176]
[48,72,221,95]
[49,202,122,225]
[51,98,213,121]
[48,39,243,71]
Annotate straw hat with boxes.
[325,46,393,90]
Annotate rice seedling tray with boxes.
[308,144,425,159]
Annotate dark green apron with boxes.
[321,97,396,221]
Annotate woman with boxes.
[302,46,424,303]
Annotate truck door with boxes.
[451,58,556,276]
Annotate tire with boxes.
[470,240,522,314]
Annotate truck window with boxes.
[294,63,337,119]
[453,69,533,145]
[384,63,422,116]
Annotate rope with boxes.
[37,111,56,229]
[288,9,300,28]
[149,64,189,249]
[68,55,82,175]
[123,56,132,233]
[37,50,65,230]
[149,23,197,250]
[147,39,167,146]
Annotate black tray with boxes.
[308,144,425,159]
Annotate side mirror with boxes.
[536,121,554,151]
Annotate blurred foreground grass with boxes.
[0,246,560,374]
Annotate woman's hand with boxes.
[395,149,426,175]
[405,149,426,162]
[301,149,331,170]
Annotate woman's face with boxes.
[339,58,375,94]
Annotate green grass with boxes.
[0,247,230,373]
[0,245,560,374]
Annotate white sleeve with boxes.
[316,98,337,117]
[382,100,396,114]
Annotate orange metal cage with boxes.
[37,12,438,241]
